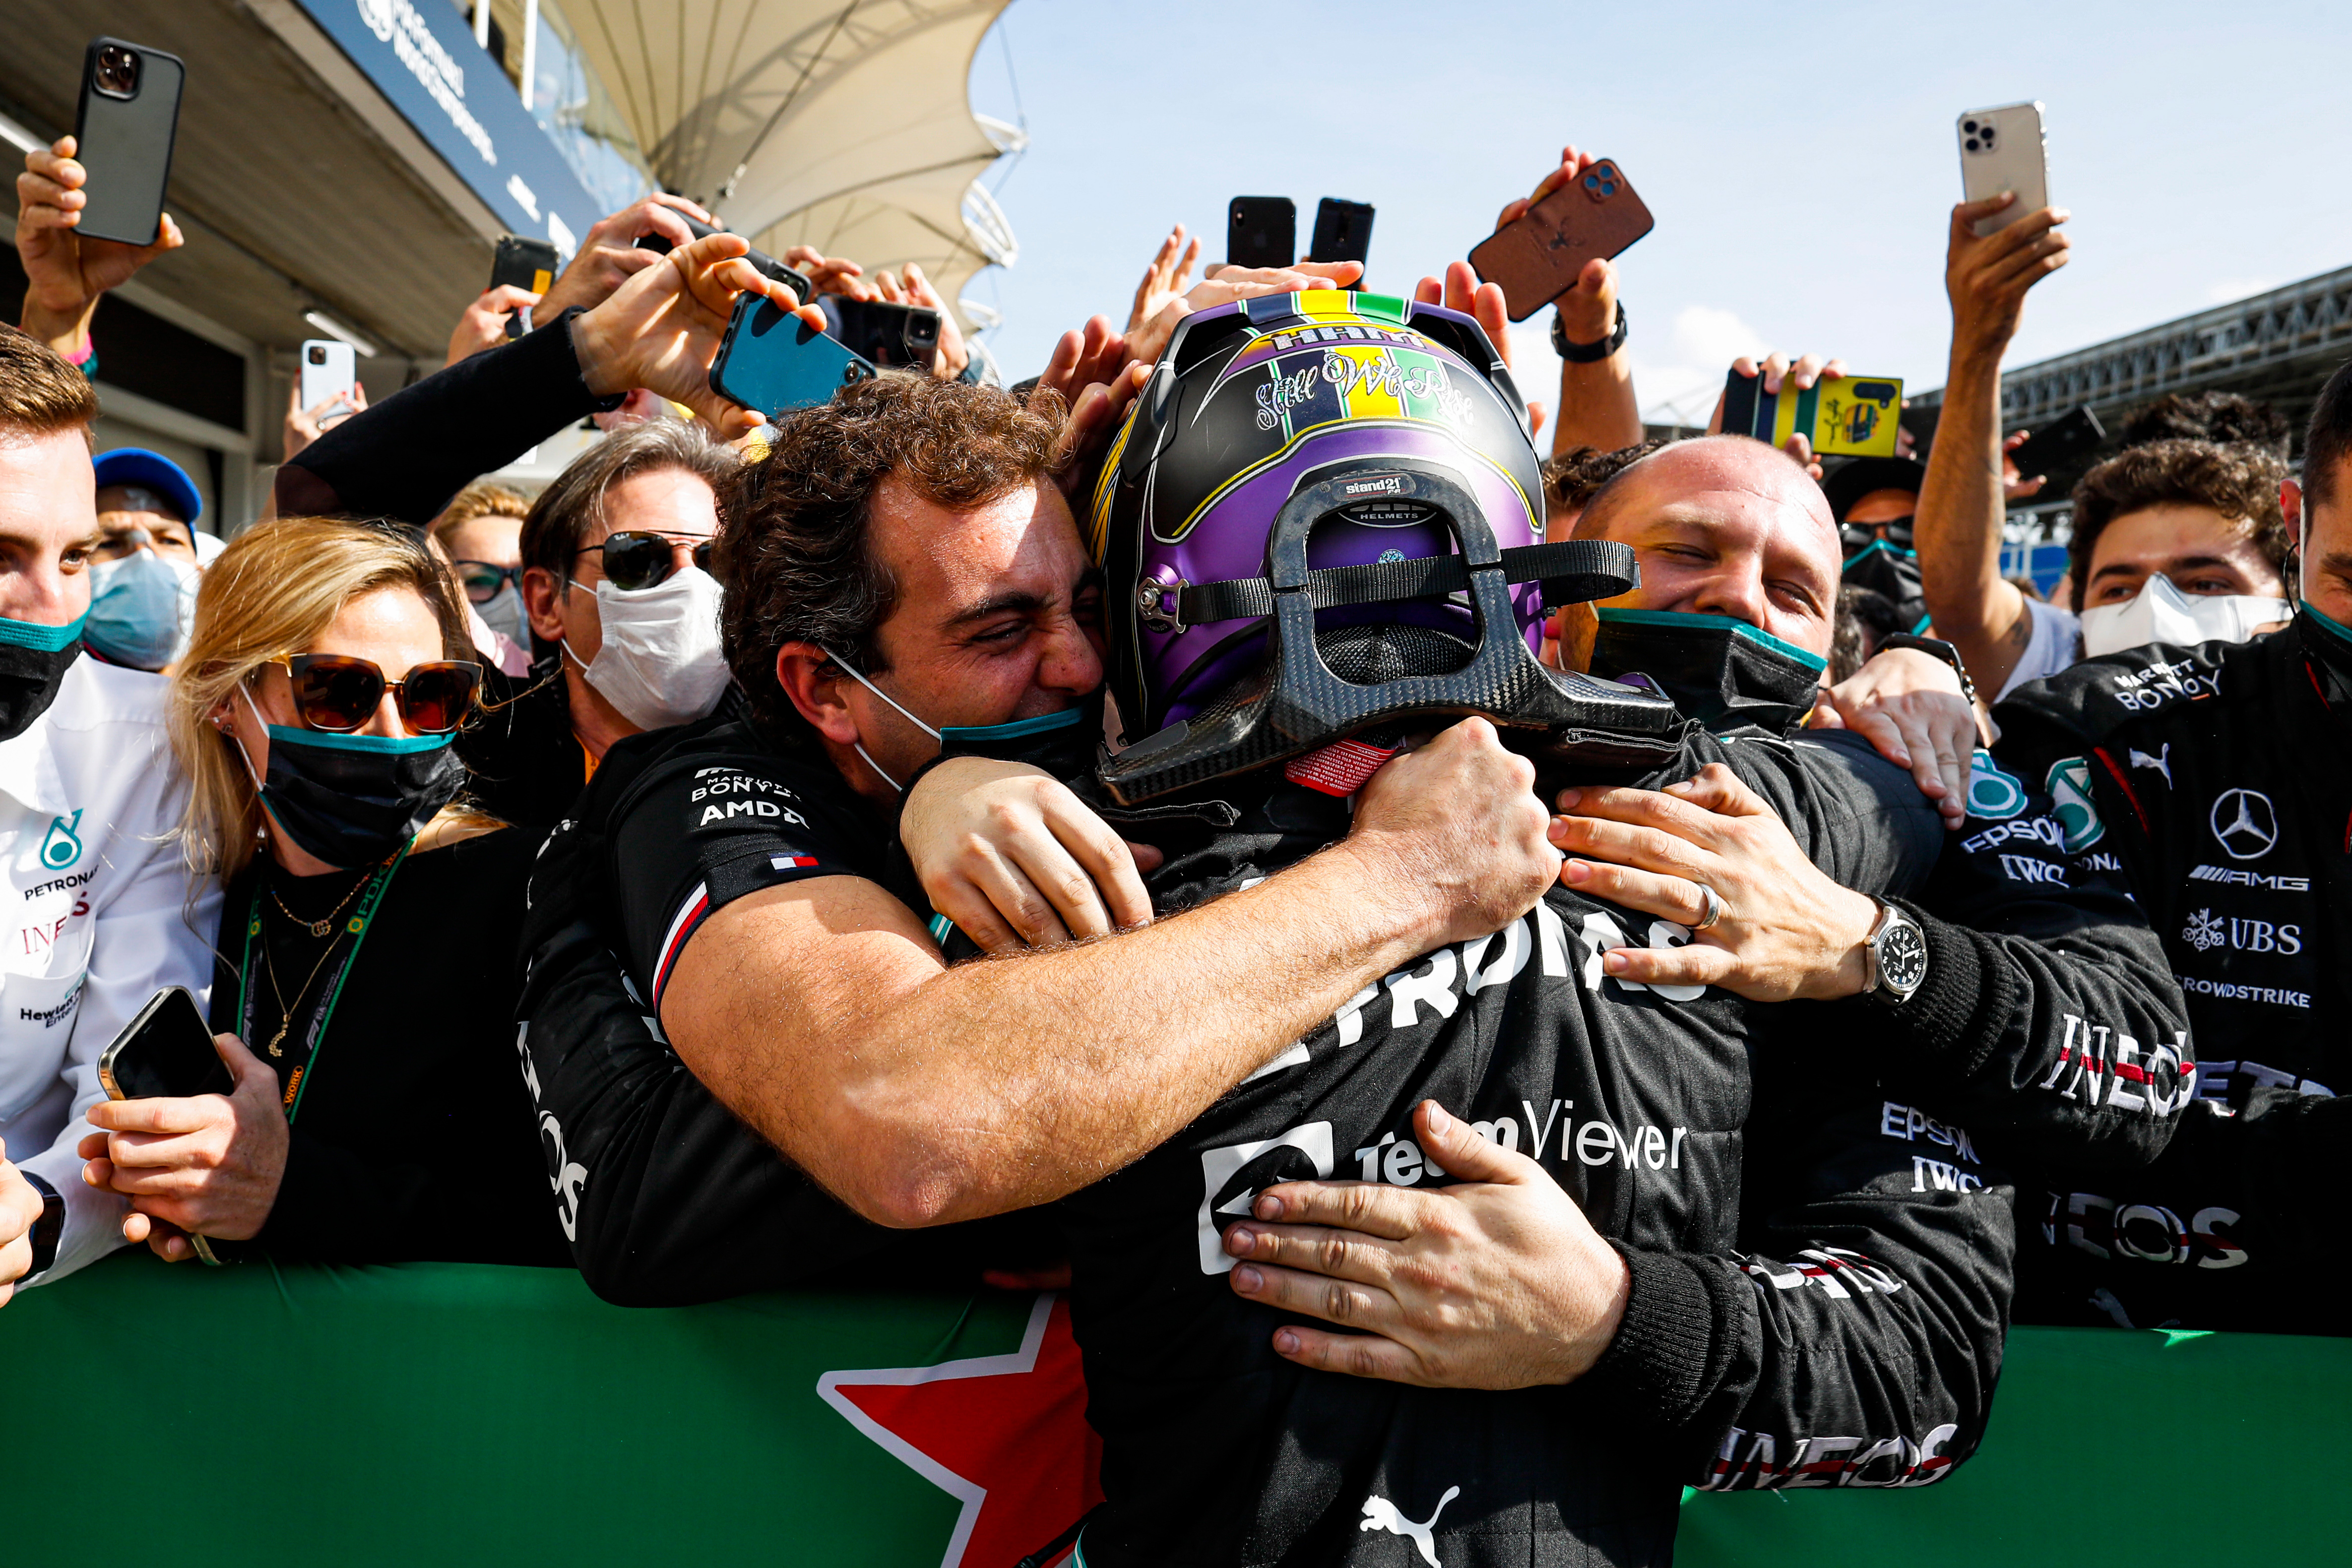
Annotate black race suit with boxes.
[1991,629,2352,1334]
[519,711,2187,1564]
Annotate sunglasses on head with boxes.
[576,531,714,593]
[263,654,481,735]
[453,560,524,604]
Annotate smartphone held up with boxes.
[1468,158,1654,321]
[73,37,184,247]
[1721,369,1906,459]
[709,294,877,420]
[1957,102,2050,235]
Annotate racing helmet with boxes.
[1086,289,1679,802]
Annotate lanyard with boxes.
[235,841,411,1125]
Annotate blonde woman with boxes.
[79,518,567,1267]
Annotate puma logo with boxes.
[2129,744,2172,787]
[1359,1485,1460,1566]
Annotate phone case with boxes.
[1228,197,1297,270]
[73,39,185,247]
[1958,103,2049,236]
[491,236,561,296]
[98,986,227,1101]
[299,341,357,412]
[1722,370,1905,458]
[1310,199,1375,266]
[710,296,877,418]
[1469,160,1655,321]
[2009,405,2106,476]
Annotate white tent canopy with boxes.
[558,0,1016,326]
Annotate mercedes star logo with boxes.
[2208,788,2279,861]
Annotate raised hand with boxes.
[537,192,711,319]
[445,283,543,368]
[896,262,969,380]
[1413,260,1546,438]
[1127,224,1203,336]
[1946,194,2070,364]
[570,231,818,435]
[16,135,185,354]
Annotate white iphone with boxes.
[298,338,357,414]
[1957,102,2049,236]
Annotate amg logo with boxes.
[2189,864,2310,891]
[1343,474,1405,497]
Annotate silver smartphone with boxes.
[298,338,357,415]
[1957,102,2050,236]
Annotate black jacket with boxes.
[1992,628,2352,1334]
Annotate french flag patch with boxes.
[771,854,819,871]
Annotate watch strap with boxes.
[1878,632,1979,705]
[1553,301,1628,364]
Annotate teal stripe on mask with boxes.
[1592,607,1829,673]
[264,723,451,755]
[0,610,89,652]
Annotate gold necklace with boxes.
[268,872,370,940]
[257,925,346,1059]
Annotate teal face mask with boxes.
[0,610,87,742]
[831,652,1102,790]
[1588,607,1827,735]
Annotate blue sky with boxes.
[962,0,2352,424]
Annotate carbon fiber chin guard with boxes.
[1097,458,1684,803]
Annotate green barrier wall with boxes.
[8,1252,2349,1566]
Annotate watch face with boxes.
[1878,920,1930,994]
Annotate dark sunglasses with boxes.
[264,654,482,735]
[453,560,524,604]
[1841,517,1916,554]
[576,531,713,593]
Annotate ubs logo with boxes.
[2208,789,2278,861]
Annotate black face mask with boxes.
[0,613,85,744]
[2294,598,2352,706]
[1589,608,1827,736]
[244,720,467,869]
[934,686,1107,781]
[1843,539,1929,633]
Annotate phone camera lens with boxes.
[1963,120,1978,133]
[1583,175,1599,189]
[1598,182,1618,196]
[307,345,327,365]
[1965,137,1980,151]
[1982,129,1997,145]
[94,44,140,98]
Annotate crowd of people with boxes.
[1,126,2345,1565]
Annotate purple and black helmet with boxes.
[1086,289,1678,802]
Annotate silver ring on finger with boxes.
[1692,882,1726,932]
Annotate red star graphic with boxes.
[820,1293,1102,1568]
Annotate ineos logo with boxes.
[2208,788,2278,861]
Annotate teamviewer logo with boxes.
[1196,1123,1333,1274]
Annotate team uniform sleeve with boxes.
[19,732,220,1286]
[1868,763,2192,1170]
[607,754,870,1015]
[1578,1086,2013,1492]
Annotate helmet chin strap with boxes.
[831,651,939,794]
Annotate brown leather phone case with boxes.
[1468,160,1656,321]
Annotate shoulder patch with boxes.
[2043,756,2105,853]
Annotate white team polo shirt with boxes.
[0,656,219,1283]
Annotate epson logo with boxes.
[1343,474,1405,497]
[2188,864,2309,891]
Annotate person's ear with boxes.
[521,565,568,644]
[2282,478,2304,558]
[1555,602,1598,673]
[774,643,860,745]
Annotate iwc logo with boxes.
[2208,788,2278,861]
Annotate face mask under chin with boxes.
[0,612,87,742]
[1587,607,1826,735]
[832,652,1104,791]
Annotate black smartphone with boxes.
[491,235,561,296]
[817,296,942,371]
[1227,197,1296,269]
[1309,198,1375,266]
[710,293,877,418]
[97,986,227,1102]
[73,38,185,247]
[2009,405,2107,478]
[633,212,810,304]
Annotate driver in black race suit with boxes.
[523,289,2189,1566]
[1978,363,2352,1337]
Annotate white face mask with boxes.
[2077,571,2289,659]
[563,565,731,731]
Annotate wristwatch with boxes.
[23,1171,64,1279]
[1553,301,1627,364]
[1862,900,1930,1008]
[1879,632,1980,705]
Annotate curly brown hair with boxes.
[714,373,1065,741]
[2067,438,2288,608]
[1543,439,1668,516]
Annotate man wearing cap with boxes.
[0,334,219,1302]
[1825,454,1933,635]
[85,447,215,673]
